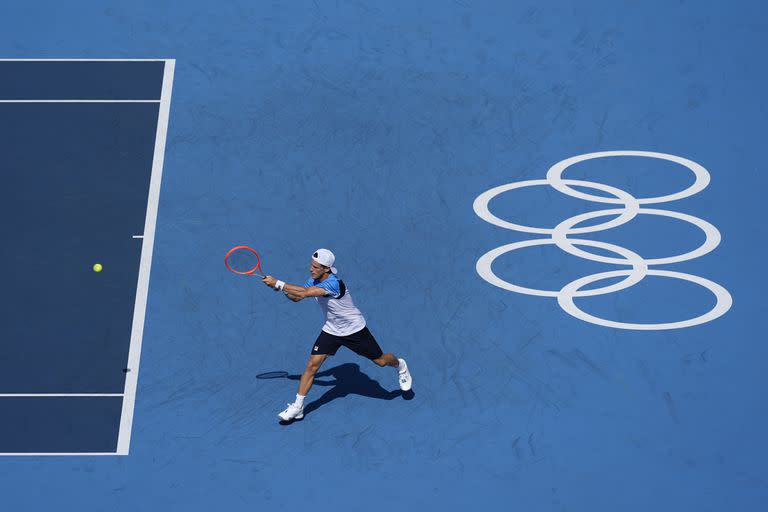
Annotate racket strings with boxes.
[225,246,262,275]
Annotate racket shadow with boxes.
[255,371,289,380]
[281,363,409,421]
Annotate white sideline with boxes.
[115,59,175,456]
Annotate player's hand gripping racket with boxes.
[224,245,266,278]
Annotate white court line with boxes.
[115,59,175,456]
[132,235,144,239]
[0,100,160,103]
[0,393,123,397]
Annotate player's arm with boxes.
[283,284,328,302]
[261,276,327,302]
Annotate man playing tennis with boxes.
[262,248,412,421]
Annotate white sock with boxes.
[295,394,306,407]
[397,359,406,372]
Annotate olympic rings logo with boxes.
[473,151,732,330]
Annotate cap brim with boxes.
[331,267,338,274]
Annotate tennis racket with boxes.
[224,245,266,277]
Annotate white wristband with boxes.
[274,280,285,291]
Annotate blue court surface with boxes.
[1,1,766,511]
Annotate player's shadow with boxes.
[282,362,413,422]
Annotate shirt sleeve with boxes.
[312,278,341,298]
[303,277,314,287]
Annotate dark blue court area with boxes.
[0,61,167,453]
[1,2,767,512]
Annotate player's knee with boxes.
[305,361,322,374]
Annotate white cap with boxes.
[312,248,337,274]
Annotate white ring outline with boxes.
[552,208,722,266]
[473,151,730,330]
[476,238,647,298]
[557,269,733,330]
[472,179,639,235]
[546,151,711,205]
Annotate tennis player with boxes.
[262,248,412,421]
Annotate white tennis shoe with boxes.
[398,358,412,391]
[278,402,304,421]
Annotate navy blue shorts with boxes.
[312,326,384,360]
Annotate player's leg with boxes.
[372,352,412,392]
[298,354,328,396]
[279,332,341,421]
[372,353,398,368]
[278,354,327,421]
[345,327,413,391]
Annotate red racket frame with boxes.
[224,245,265,277]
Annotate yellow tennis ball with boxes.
[93,263,103,273]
